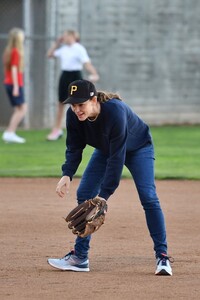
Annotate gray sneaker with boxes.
[155,253,173,276]
[47,251,89,272]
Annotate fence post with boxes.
[44,0,58,128]
[23,0,33,129]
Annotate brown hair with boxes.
[2,28,24,71]
[65,30,80,42]
[97,91,122,103]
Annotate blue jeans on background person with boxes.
[4,84,25,106]
[75,142,168,259]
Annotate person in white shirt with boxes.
[46,30,99,141]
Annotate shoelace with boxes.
[62,250,75,259]
[62,250,88,263]
[158,253,174,264]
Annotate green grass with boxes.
[152,125,200,179]
[0,126,200,179]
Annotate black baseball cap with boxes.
[63,79,97,104]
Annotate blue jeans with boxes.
[74,143,167,259]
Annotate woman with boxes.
[48,79,173,275]
[2,28,27,143]
[46,30,99,141]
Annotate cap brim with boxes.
[63,97,89,104]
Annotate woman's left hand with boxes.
[88,74,99,82]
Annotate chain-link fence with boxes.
[23,0,58,128]
[0,0,60,128]
[1,0,200,127]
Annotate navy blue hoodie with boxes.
[62,99,152,200]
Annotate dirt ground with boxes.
[0,178,200,300]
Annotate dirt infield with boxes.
[0,178,200,300]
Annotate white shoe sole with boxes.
[155,268,172,276]
[46,136,62,141]
[2,138,25,144]
[47,259,90,272]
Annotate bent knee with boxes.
[138,191,160,209]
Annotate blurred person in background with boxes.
[2,27,27,143]
[46,29,99,141]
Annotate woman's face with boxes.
[71,98,97,121]
[63,32,75,45]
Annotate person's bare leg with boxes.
[6,103,27,132]
[54,102,65,130]
[2,103,27,143]
[47,102,65,140]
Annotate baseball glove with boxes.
[65,196,108,238]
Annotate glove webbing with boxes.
[67,202,96,234]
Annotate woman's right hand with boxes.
[56,176,70,198]
[56,35,64,45]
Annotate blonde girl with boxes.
[2,28,27,143]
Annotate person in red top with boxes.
[2,28,27,143]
